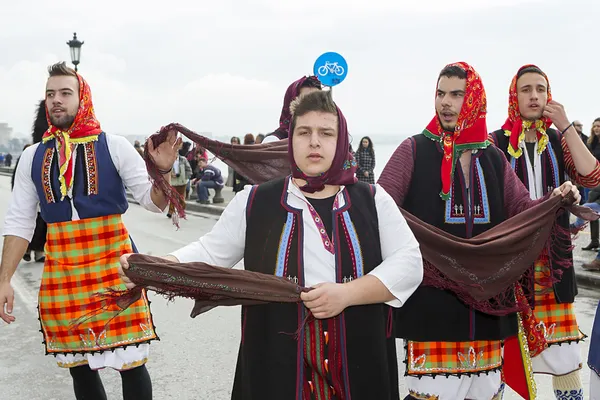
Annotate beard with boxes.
[49,113,76,130]
[440,121,456,131]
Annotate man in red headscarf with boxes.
[489,64,600,400]
[262,75,322,143]
[378,62,580,400]
[0,62,180,399]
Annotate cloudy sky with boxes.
[0,0,597,145]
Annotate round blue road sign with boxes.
[313,52,348,87]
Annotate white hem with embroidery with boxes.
[55,344,150,371]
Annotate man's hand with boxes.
[300,283,351,319]
[118,254,136,290]
[551,181,580,204]
[0,282,15,324]
[543,100,570,132]
[147,129,182,172]
[364,171,369,177]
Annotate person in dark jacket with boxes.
[192,157,224,204]
[582,118,600,250]
[573,185,600,271]
[10,100,48,262]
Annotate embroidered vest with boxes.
[31,132,129,224]
[232,177,399,400]
[491,128,576,304]
[399,134,517,342]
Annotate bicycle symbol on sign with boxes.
[317,61,345,77]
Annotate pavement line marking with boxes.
[11,271,38,312]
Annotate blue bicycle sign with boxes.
[313,52,348,87]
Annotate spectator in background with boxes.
[168,146,192,218]
[575,120,588,143]
[583,118,600,250]
[133,140,144,157]
[226,136,241,188]
[354,136,376,184]
[192,157,224,204]
[244,133,255,145]
[255,134,265,144]
[5,153,12,168]
[233,135,254,192]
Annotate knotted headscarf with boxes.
[288,95,357,193]
[42,73,102,200]
[423,61,489,200]
[502,64,553,158]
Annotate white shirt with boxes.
[170,178,423,308]
[3,134,163,241]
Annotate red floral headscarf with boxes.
[423,61,489,200]
[501,64,553,159]
[42,73,102,200]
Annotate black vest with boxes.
[232,177,399,400]
[491,128,577,304]
[397,134,518,342]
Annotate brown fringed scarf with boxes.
[135,124,598,317]
[145,123,289,227]
[99,254,308,319]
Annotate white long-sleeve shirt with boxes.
[3,134,163,241]
[170,178,423,308]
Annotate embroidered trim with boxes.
[340,211,364,278]
[408,390,439,400]
[516,311,538,399]
[546,140,560,190]
[444,158,490,224]
[57,359,90,368]
[275,213,295,277]
[305,199,337,254]
[84,142,98,195]
[42,148,55,204]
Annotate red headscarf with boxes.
[423,61,489,200]
[502,64,553,159]
[288,101,357,193]
[42,73,102,200]
[276,76,322,138]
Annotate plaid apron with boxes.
[531,258,584,344]
[39,214,157,354]
[406,339,503,375]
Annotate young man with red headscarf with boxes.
[378,62,579,400]
[120,90,424,399]
[0,62,179,400]
[262,75,322,143]
[489,64,600,400]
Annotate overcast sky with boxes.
[1,0,597,144]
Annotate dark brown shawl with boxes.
[136,123,598,317]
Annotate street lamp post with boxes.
[66,32,84,72]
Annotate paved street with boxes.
[0,173,599,399]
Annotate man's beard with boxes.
[50,114,76,130]
[440,121,456,131]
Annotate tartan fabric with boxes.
[39,214,157,354]
[533,259,584,344]
[406,339,503,375]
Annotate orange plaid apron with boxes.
[39,214,157,354]
[531,257,584,344]
[406,339,503,375]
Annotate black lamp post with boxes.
[66,32,84,71]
